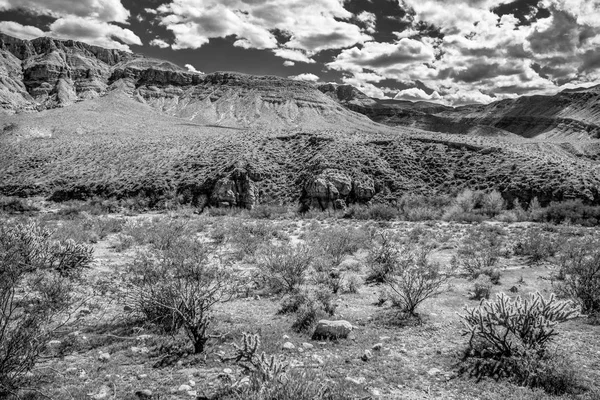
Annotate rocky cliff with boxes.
[0,33,375,130]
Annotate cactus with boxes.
[460,292,579,357]
[224,333,288,383]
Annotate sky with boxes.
[1,0,600,105]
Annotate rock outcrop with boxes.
[302,169,375,210]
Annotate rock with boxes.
[189,380,196,387]
[372,343,383,351]
[302,342,314,349]
[222,368,233,375]
[379,336,391,341]
[137,374,148,380]
[312,354,325,365]
[98,352,110,362]
[282,335,290,340]
[89,385,110,400]
[124,305,133,312]
[135,389,153,399]
[510,286,519,293]
[345,376,366,385]
[361,350,373,362]
[282,342,295,350]
[312,320,353,340]
[131,346,149,354]
[427,368,442,376]
[178,384,192,392]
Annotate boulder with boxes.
[311,319,353,340]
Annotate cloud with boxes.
[272,48,315,63]
[289,73,320,82]
[150,38,170,48]
[283,60,295,67]
[49,16,142,50]
[185,64,202,73]
[155,0,371,53]
[0,21,45,40]
[0,0,131,23]
[394,88,441,102]
[356,11,376,34]
[328,39,436,73]
[0,0,141,50]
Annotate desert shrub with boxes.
[0,222,89,395]
[555,238,600,320]
[255,244,313,294]
[0,196,38,213]
[310,226,367,266]
[397,194,451,222]
[527,197,544,222]
[384,246,452,316]
[214,220,284,260]
[365,231,400,284]
[344,203,398,221]
[481,190,505,216]
[538,200,600,226]
[342,273,362,294]
[513,226,557,263]
[278,289,336,332]
[126,237,237,353]
[313,260,344,294]
[453,225,504,279]
[248,204,290,219]
[122,216,194,250]
[471,275,492,300]
[459,292,580,394]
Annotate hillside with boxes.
[2,33,600,208]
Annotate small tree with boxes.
[1,221,92,395]
[127,237,236,353]
[384,246,451,316]
[365,231,400,284]
[454,226,503,279]
[555,238,600,320]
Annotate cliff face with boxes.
[0,34,375,129]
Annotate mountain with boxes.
[320,83,600,140]
[1,33,600,208]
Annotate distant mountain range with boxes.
[1,33,600,208]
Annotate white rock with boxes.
[312,320,353,340]
[361,350,373,361]
[302,342,314,349]
[188,380,196,387]
[282,342,295,350]
[345,376,366,385]
[223,368,233,374]
[372,343,383,351]
[98,352,110,362]
[178,384,192,392]
[427,368,442,376]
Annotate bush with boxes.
[0,196,38,213]
[538,200,600,226]
[278,289,337,332]
[471,275,492,300]
[0,221,89,395]
[513,226,557,263]
[365,231,400,284]
[454,225,504,279]
[310,226,367,266]
[481,190,505,216]
[127,237,237,353]
[459,292,580,394]
[383,246,452,316]
[555,238,600,320]
[256,244,313,294]
[343,203,398,221]
[398,194,451,221]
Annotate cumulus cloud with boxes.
[356,11,377,34]
[0,21,45,40]
[150,38,171,48]
[155,0,371,53]
[0,0,141,50]
[185,64,202,73]
[289,73,320,82]
[49,16,142,50]
[283,60,295,67]
[272,48,315,63]
[394,88,442,102]
[0,0,131,23]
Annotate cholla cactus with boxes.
[460,292,579,357]
[225,332,288,383]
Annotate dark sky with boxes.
[1,0,599,105]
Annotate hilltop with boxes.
[1,33,600,208]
